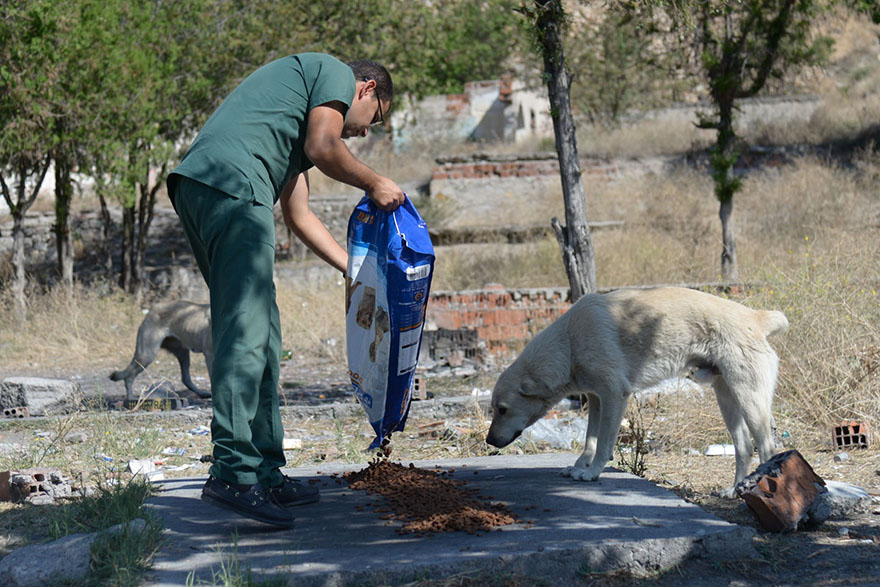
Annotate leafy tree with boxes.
[628,0,833,281]
[846,0,879,23]
[567,8,665,125]
[87,0,236,300]
[0,0,63,320]
[50,0,108,288]
[696,0,831,281]
[291,0,526,98]
[519,0,597,299]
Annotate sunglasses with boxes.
[364,78,385,127]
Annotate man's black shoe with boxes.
[266,474,320,507]
[201,477,295,528]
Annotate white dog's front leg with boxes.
[561,452,595,480]
[562,394,600,480]
[577,389,628,482]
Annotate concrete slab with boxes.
[145,453,755,586]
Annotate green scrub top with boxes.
[171,53,356,207]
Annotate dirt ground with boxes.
[1,357,879,586]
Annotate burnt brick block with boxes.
[411,375,429,401]
[735,449,826,532]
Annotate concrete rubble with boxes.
[809,480,875,524]
[0,377,80,417]
[0,519,147,587]
[0,468,82,505]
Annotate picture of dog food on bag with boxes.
[370,306,390,362]
[349,282,376,329]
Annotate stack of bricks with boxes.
[426,284,571,358]
[430,153,623,182]
[431,158,560,181]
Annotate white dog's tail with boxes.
[757,310,789,338]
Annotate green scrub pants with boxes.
[171,175,285,488]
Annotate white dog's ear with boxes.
[518,373,546,400]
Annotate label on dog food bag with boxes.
[346,195,434,450]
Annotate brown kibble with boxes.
[342,458,517,536]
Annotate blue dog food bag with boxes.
[346,195,434,450]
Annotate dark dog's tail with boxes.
[109,366,132,382]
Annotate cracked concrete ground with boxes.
[146,453,755,586]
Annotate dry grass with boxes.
[276,275,348,363]
[0,283,141,372]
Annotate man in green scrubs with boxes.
[167,53,403,527]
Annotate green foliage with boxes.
[0,0,64,172]
[291,0,527,98]
[567,9,670,124]
[846,0,880,23]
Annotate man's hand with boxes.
[368,176,405,211]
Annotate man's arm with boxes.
[279,171,348,275]
[304,102,404,211]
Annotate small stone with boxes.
[64,431,88,444]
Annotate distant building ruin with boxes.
[390,76,554,151]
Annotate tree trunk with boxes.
[97,190,114,282]
[719,198,737,281]
[10,213,27,323]
[131,163,163,303]
[2,158,51,322]
[133,182,148,303]
[120,203,135,292]
[715,99,738,282]
[534,0,597,300]
[53,151,75,288]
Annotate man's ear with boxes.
[359,79,376,98]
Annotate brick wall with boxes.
[426,283,572,359]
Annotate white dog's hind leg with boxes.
[741,355,780,467]
[562,394,599,478]
[713,377,756,498]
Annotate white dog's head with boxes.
[485,363,553,448]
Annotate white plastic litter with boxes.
[705,444,736,456]
[521,417,589,449]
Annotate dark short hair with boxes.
[348,59,394,104]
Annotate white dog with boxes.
[486,286,789,496]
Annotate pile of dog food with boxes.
[342,459,518,535]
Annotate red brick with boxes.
[832,420,871,450]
